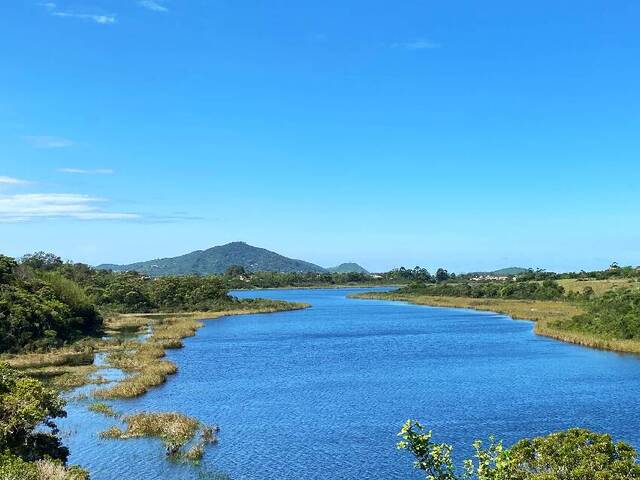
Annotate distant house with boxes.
[470,275,509,282]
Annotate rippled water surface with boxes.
[62,288,640,479]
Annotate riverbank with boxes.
[2,299,309,394]
[95,301,309,399]
[231,283,400,291]
[351,291,640,355]
[1,298,309,471]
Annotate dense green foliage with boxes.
[400,279,566,301]
[223,269,381,289]
[1,251,242,353]
[398,420,640,479]
[85,270,231,313]
[0,364,88,478]
[559,288,640,340]
[98,241,327,275]
[0,255,102,353]
[0,363,68,462]
[386,266,436,282]
[517,263,640,281]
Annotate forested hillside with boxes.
[98,242,326,275]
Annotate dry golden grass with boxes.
[3,301,307,396]
[94,302,308,399]
[102,314,150,336]
[2,346,95,369]
[352,291,640,355]
[100,411,217,461]
[22,364,105,391]
[2,346,103,391]
[557,278,639,295]
[355,292,582,324]
[102,412,200,444]
[34,460,89,480]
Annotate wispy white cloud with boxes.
[0,193,139,222]
[38,3,116,24]
[138,0,168,12]
[38,2,56,10]
[51,11,116,24]
[58,168,114,175]
[0,176,28,185]
[23,135,74,149]
[393,39,441,50]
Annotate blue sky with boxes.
[1,1,639,272]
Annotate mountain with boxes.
[97,242,326,276]
[326,263,369,274]
[491,267,529,276]
[464,267,529,277]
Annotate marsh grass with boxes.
[354,291,640,355]
[0,343,104,392]
[34,460,89,480]
[351,291,640,354]
[94,301,308,399]
[88,402,118,417]
[102,314,150,336]
[2,346,95,370]
[15,364,104,391]
[100,412,217,462]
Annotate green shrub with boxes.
[398,420,640,479]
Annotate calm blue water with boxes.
[61,288,640,479]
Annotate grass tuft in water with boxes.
[88,402,118,417]
[100,412,218,462]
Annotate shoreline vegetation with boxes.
[351,287,640,355]
[2,300,308,473]
[95,302,308,400]
[2,301,308,396]
[0,250,310,475]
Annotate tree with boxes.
[397,420,460,480]
[20,252,63,271]
[435,268,450,283]
[0,255,17,285]
[0,363,68,462]
[0,364,89,478]
[413,267,432,283]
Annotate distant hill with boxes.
[97,242,326,276]
[464,267,529,277]
[326,263,369,274]
[491,267,529,276]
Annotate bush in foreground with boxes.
[398,420,640,479]
[0,363,88,478]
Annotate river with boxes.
[61,287,640,479]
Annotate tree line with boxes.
[401,279,567,301]
[0,252,232,353]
